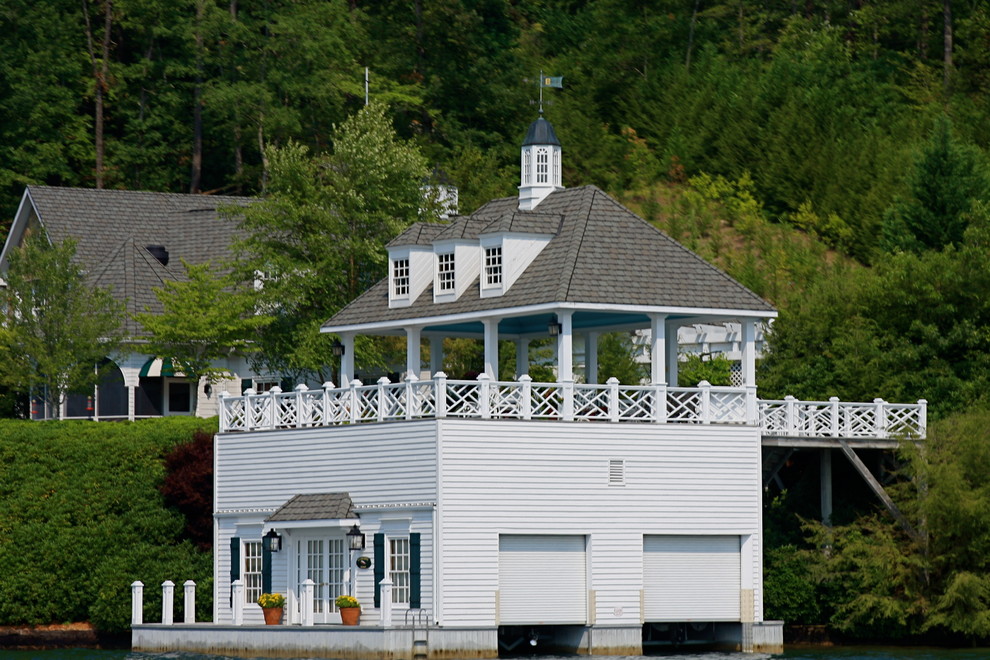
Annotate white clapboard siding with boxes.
[643,535,741,621]
[435,420,761,627]
[498,535,587,624]
[215,421,439,511]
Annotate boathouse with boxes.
[132,114,926,658]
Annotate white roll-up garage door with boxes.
[643,535,740,621]
[498,535,587,624]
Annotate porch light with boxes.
[263,528,282,553]
[547,316,562,337]
[346,524,365,551]
[331,338,345,357]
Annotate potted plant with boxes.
[258,593,286,625]
[335,594,361,625]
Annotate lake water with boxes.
[2,649,990,660]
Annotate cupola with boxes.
[518,114,562,210]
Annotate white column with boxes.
[483,318,499,378]
[301,579,315,627]
[649,314,667,385]
[741,319,757,387]
[586,331,599,384]
[127,385,136,422]
[429,335,444,376]
[405,326,422,379]
[232,579,244,625]
[379,575,394,628]
[515,339,529,378]
[557,310,574,382]
[341,333,355,385]
[666,321,680,387]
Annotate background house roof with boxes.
[17,186,253,336]
[325,185,774,330]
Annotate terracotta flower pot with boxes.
[340,607,360,626]
[262,606,283,625]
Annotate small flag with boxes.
[541,75,563,88]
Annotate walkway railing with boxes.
[218,372,926,439]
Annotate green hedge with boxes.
[0,417,216,632]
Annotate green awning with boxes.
[139,357,181,378]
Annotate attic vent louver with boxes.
[146,245,169,266]
[608,459,625,486]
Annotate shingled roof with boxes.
[11,186,253,336]
[325,185,774,331]
[266,493,357,522]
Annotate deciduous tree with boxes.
[0,235,124,418]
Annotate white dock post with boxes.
[131,581,144,626]
[379,575,393,628]
[301,579,315,627]
[183,580,196,623]
[161,580,175,625]
[232,579,244,625]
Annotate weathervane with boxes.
[537,69,563,114]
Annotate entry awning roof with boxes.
[265,493,357,523]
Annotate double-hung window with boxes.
[392,258,410,297]
[390,537,411,604]
[484,247,503,287]
[437,253,455,293]
[244,541,262,604]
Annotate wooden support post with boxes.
[820,449,832,526]
[838,440,919,539]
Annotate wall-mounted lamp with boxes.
[331,338,345,357]
[547,316,562,337]
[263,528,282,553]
[346,523,365,551]
[204,383,213,396]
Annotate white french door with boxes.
[294,536,347,623]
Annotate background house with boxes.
[0,186,277,420]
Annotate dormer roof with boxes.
[387,222,448,248]
[324,185,774,332]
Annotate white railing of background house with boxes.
[759,396,927,439]
[131,580,198,626]
[218,374,927,439]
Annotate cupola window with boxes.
[437,252,455,292]
[536,148,549,184]
[524,151,532,185]
[392,258,410,297]
[484,246,503,287]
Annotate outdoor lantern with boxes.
[331,338,345,357]
[263,528,282,553]
[547,316,562,337]
[346,524,365,551]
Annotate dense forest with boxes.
[3,0,990,644]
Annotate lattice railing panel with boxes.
[446,382,481,417]
[574,385,609,420]
[617,387,654,421]
[530,385,562,419]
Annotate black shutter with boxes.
[240,379,252,394]
[374,533,385,608]
[229,537,240,608]
[262,539,272,595]
[410,533,421,608]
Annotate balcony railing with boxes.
[218,373,927,440]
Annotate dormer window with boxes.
[437,252,455,292]
[393,258,410,297]
[484,246,503,287]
